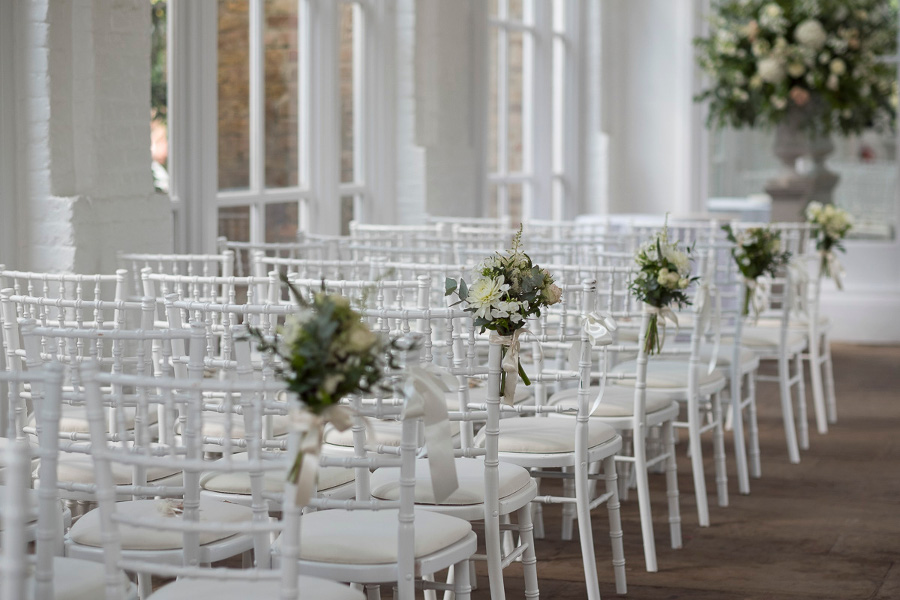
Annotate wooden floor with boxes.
[472,343,900,599]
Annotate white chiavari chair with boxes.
[118,252,235,301]
[216,235,332,277]
[1,363,136,600]
[276,333,477,600]
[77,359,363,600]
[472,279,628,600]
[544,264,683,573]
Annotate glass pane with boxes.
[265,202,299,242]
[340,196,355,236]
[508,0,523,21]
[264,0,299,188]
[339,3,355,184]
[488,184,499,219]
[488,26,499,173]
[150,0,168,193]
[218,205,251,242]
[507,29,524,173]
[508,183,523,227]
[218,0,251,191]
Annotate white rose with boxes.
[787,62,806,78]
[678,278,690,289]
[794,19,827,50]
[657,268,671,287]
[830,59,846,75]
[771,95,787,110]
[827,73,839,91]
[758,57,786,84]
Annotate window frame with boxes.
[169,0,394,251]
[485,0,583,222]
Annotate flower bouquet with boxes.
[251,277,398,501]
[806,201,852,288]
[444,227,561,403]
[722,224,792,316]
[694,0,897,135]
[629,226,698,355]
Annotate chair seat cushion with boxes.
[200,454,354,495]
[323,418,459,448]
[28,404,158,434]
[24,557,129,600]
[370,457,531,505]
[474,417,618,454]
[610,359,726,390]
[148,576,364,600]
[0,486,39,529]
[548,386,674,417]
[51,453,181,485]
[661,343,759,371]
[447,384,532,408]
[69,498,252,550]
[295,508,472,564]
[730,327,807,352]
[194,412,290,439]
[0,437,40,484]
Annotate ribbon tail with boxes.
[293,450,320,507]
[406,367,460,503]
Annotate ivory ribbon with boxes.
[488,328,541,406]
[402,366,460,504]
[744,276,771,320]
[643,304,679,351]
[820,250,844,290]
[694,282,722,375]
[573,312,617,417]
[289,404,354,506]
[786,258,811,317]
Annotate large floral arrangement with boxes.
[444,227,561,401]
[695,0,897,134]
[806,201,852,287]
[252,279,397,493]
[722,224,792,316]
[629,226,698,354]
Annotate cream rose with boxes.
[794,19,827,50]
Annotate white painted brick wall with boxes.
[13,0,171,274]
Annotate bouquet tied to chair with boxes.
[444,226,561,405]
[250,277,401,504]
[723,224,792,317]
[806,202,852,289]
[629,224,698,355]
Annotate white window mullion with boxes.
[528,0,552,221]
[496,1,509,219]
[352,1,366,223]
[248,0,265,242]
[561,0,583,220]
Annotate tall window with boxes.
[487,0,578,223]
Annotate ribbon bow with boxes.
[489,328,541,406]
[786,258,811,317]
[694,281,722,375]
[571,312,617,416]
[289,404,354,506]
[643,304,679,354]
[820,250,844,291]
[401,366,460,504]
[744,276,771,321]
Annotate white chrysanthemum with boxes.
[662,245,691,276]
[466,275,510,320]
[758,57,786,84]
[795,19,827,50]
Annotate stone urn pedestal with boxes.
[764,104,840,222]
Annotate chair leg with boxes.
[712,392,729,508]
[807,333,829,435]
[663,420,682,549]
[453,559,472,600]
[517,504,540,599]
[794,353,809,451]
[366,584,381,600]
[686,392,711,526]
[422,575,437,600]
[532,478,545,539]
[778,356,801,464]
[574,459,602,600]
[561,466,575,541]
[729,368,750,495]
[746,370,762,479]
[823,334,837,424]
[603,455,627,595]
[137,573,153,600]
[633,423,658,572]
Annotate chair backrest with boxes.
[80,358,295,598]
[118,252,235,300]
[0,363,65,600]
[216,236,333,277]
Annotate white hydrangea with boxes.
[758,57,786,84]
[794,19,827,50]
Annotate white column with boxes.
[14,0,172,273]
[0,0,17,266]
[598,0,703,216]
